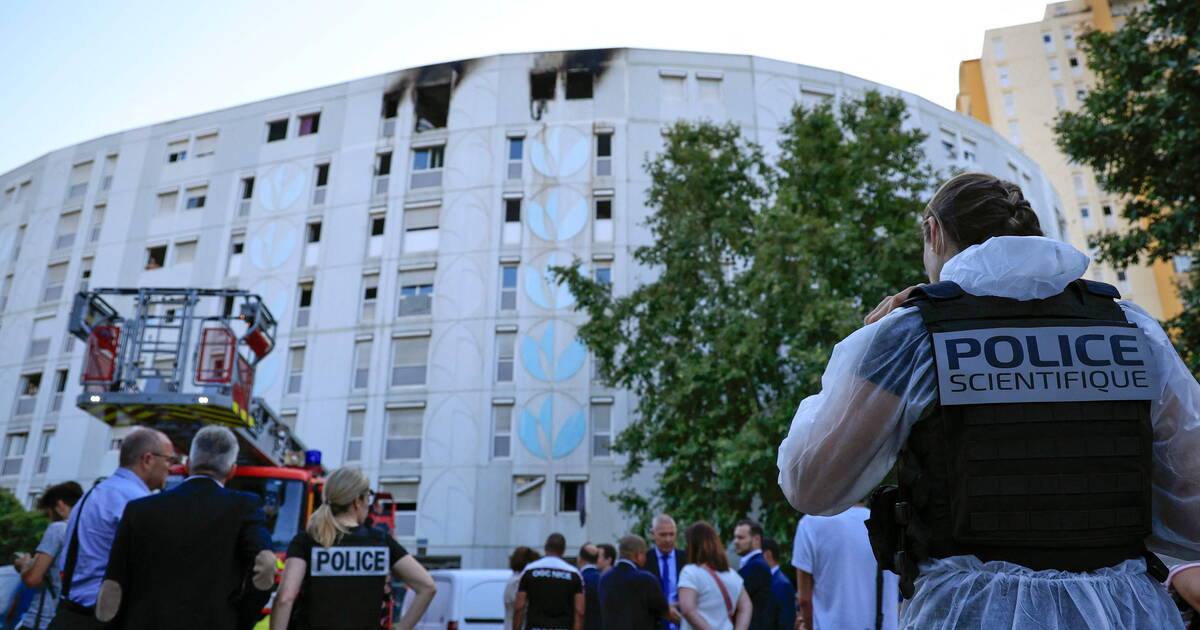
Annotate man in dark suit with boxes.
[734,519,774,630]
[599,535,667,630]
[578,543,602,630]
[762,538,797,630]
[96,426,277,630]
[641,514,684,630]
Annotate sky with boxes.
[0,0,1053,175]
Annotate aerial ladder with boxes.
[68,288,327,553]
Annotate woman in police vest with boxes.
[271,468,436,630]
[777,173,1200,629]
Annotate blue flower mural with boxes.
[528,189,587,242]
[259,163,306,212]
[521,322,586,382]
[247,222,298,270]
[524,253,576,310]
[530,127,589,178]
[519,395,587,459]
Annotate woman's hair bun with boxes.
[923,173,1044,247]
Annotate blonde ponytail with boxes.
[307,467,370,548]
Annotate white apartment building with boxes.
[0,48,1064,567]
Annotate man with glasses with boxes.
[48,428,175,630]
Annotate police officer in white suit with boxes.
[271,468,437,630]
[777,173,1200,630]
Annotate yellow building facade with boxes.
[957,0,1183,320]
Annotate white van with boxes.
[407,569,511,630]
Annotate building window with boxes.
[1069,56,1082,76]
[227,236,244,276]
[374,152,392,196]
[185,186,207,209]
[991,38,1006,61]
[1080,206,1093,230]
[167,139,187,163]
[513,475,545,513]
[558,479,585,513]
[345,410,364,463]
[496,332,515,383]
[1048,58,1061,81]
[312,163,329,205]
[1007,121,1021,145]
[2,433,28,476]
[287,346,305,394]
[382,91,401,119]
[266,119,288,142]
[397,269,434,317]
[592,403,612,457]
[51,370,68,412]
[1064,29,1077,50]
[1072,173,1087,197]
[1042,32,1054,52]
[595,133,612,176]
[661,75,686,101]
[1103,204,1116,228]
[89,205,103,242]
[145,245,167,270]
[1003,93,1016,117]
[67,161,91,199]
[507,138,524,180]
[500,264,518,311]
[998,66,1011,88]
[15,374,40,416]
[1172,255,1194,275]
[390,336,429,386]
[594,198,613,242]
[385,408,423,459]
[594,265,611,286]
[415,83,451,132]
[174,240,197,265]
[1075,85,1087,103]
[368,214,386,257]
[304,221,321,266]
[492,404,512,458]
[239,177,254,216]
[940,131,957,159]
[503,198,521,245]
[296,283,314,328]
[1116,269,1131,294]
[158,190,178,214]
[55,211,80,250]
[530,72,556,100]
[78,258,93,292]
[94,156,115,193]
[1054,86,1067,110]
[410,146,444,188]
[403,206,440,252]
[352,340,372,389]
[384,482,419,537]
[565,70,593,99]
[298,113,320,136]
[36,431,53,474]
[361,275,379,323]
[194,133,217,158]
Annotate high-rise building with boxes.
[957,0,1186,319]
[0,48,1064,566]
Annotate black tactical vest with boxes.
[298,527,392,629]
[869,279,1157,596]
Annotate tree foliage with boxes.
[0,489,48,561]
[554,92,935,546]
[1054,0,1200,373]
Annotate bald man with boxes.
[641,514,684,629]
[50,428,175,630]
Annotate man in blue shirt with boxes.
[48,428,174,630]
[762,538,797,630]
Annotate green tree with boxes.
[554,92,934,545]
[1054,0,1200,374]
[0,488,47,562]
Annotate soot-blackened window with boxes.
[415,83,450,132]
[382,92,401,119]
[566,70,593,99]
[531,72,556,100]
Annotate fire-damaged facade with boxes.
[0,48,1064,567]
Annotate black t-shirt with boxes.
[519,559,583,630]
[285,525,408,630]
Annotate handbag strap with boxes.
[703,565,735,623]
[59,486,95,601]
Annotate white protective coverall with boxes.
[778,236,1200,630]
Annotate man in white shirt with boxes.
[792,505,899,630]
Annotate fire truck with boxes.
[67,287,329,554]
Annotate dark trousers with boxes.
[44,602,105,630]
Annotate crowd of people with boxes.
[501,512,893,630]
